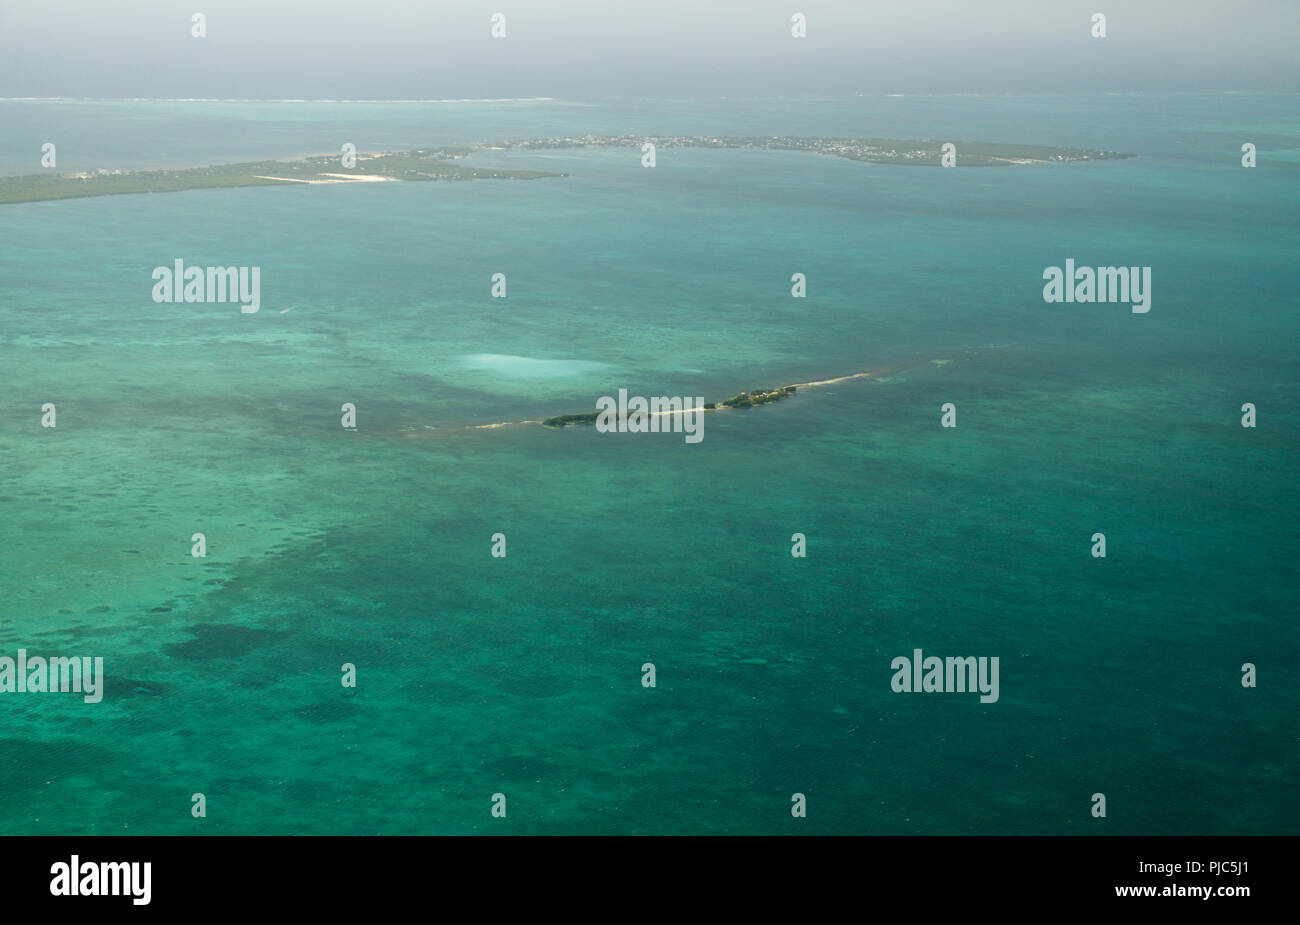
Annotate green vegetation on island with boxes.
[543,386,796,427]
[496,134,1133,167]
[720,386,797,408]
[0,132,1132,206]
[0,148,562,205]
[542,411,603,427]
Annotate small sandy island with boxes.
[396,355,957,437]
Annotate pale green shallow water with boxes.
[0,95,1296,834]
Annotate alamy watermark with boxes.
[1043,259,1150,313]
[0,648,104,703]
[152,259,261,313]
[50,856,150,905]
[595,389,705,444]
[891,648,999,703]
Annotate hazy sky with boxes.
[2,0,1296,99]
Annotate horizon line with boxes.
[0,90,1292,104]
[0,97,565,104]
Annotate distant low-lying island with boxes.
[494,134,1132,167]
[0,149,561,205]
[385,355,964,437]
[0,135,1132,205]
[543,386,798,427]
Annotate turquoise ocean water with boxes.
[0,94,1296,834]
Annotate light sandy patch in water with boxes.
[458,353,611,378]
